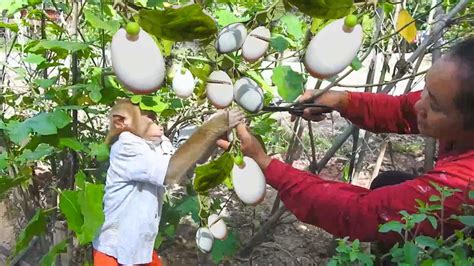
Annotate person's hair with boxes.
[448,36,474,130]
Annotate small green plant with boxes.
[330,183,474,265]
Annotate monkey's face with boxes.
[136,110,163,142]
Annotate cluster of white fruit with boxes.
[111,16,362,109]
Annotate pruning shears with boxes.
[261,103,333,116]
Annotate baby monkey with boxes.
[94,99,244,265]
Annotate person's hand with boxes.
[216,123,272,170]
[291,89,348,122]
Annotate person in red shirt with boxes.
[218,37,474,247]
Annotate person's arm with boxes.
[340,90,421,134]
[299,90,421,134]
[264,159,467,244]
[109,137,170,186]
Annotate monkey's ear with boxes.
[112,114,128,130]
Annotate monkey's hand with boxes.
[164,108,244,185]
[227,108,245,129]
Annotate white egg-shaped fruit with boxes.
[195,227,214,253]
[304,18,363,79]
[208,214,228,240]
[216,23,248,54]
[111,28,166,94]
[232,156,266,205]
[172,68,195,98]
[233,77,264,113]
[242,26,271,63]
[206,71,234,108]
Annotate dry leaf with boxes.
[396,9,417,43]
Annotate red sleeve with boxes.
[341,91,421,134]
[264,159,469,244]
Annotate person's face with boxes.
[139,110,163,142]
[414,57,465,141]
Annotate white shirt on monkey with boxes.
[93,131,171,264]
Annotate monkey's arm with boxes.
[164,109,244,185]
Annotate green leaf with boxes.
[176,196,200,223]
[457,216,474,226]
[411,213,427,224]
[24,53,46,65]
[379,221,403,234]
[87,83,103,103]
[214,9,248,27]
[138,4,217,42]
[427,215,438,229]
[59,190,83,234]
[77,183,105,245]
[415,236,439,249]
[14,209,48,256]
[403,242,419,265]
[34,78,56,89]
[287,0,353,19]
[30,40,90,53]
[0,176,29,198]
[19,143,55,162]
[75,171,86,190]
[5,120,31,145]
[432,259,451,266]
[272,66,305,102]
[193,153,234,193]
[281,14,304,40]
[211,231,239,263]
[39,239,68,266]
[131,95,169,114]
[469,190,474,199]
[0,152,8,170]
[429,195,441,202]
[25,110,71,136]
[84,10,119,34]
[351,57,363,71]
[0,22,19,32]
[270,35,290,53]
[383,2,395,16]
[89,142,110,162]
[59,138,87,152]
[247,70,273,94]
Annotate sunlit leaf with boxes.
[24,54,46,65]
[77,183,105,244]
[84,10,119,34]
[396,9,417,43]
[415,236,439,249]
[0,22,19,32]
[59,190,83,234]
[214,9,248,27]
[176,196,200,223]
[272,66,305,102]
[0,152,7,170]
[281,14,304,40]
[403,242,419,265]
[30,40,90,53]
[59,138,87,152]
